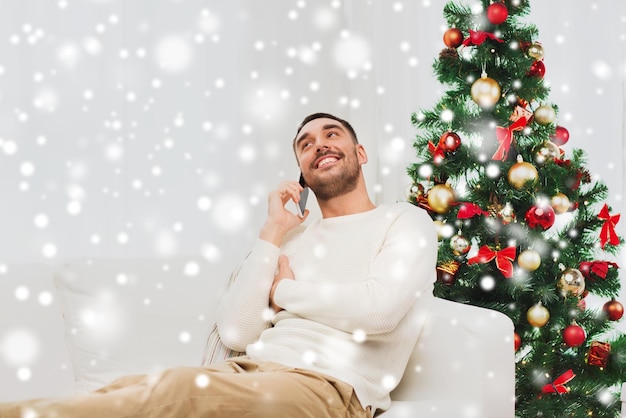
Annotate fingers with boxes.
[277,254,295,279]
[276,180,303,204]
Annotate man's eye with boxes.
[327,132,337,137]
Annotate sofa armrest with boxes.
[390,297,515,418]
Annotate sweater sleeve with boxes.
[272,207,437,335]
[215,239,280,352]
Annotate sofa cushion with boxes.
[0,262,75,401]
[54,257,228,393]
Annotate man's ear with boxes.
[356,144,368,165]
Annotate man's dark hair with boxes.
[293,113,359,153]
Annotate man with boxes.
[0,113,437,418]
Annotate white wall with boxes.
[0,0,624,275]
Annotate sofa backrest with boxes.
[390,297,515,417]
[53,257,232,393]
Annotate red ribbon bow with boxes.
[462,30,504,46]
[492,117,528,161]
[427,140,445,165]
[457,202,489,219]
[579,260,619,281]
[598,204,620,249]
[541,369,575,396]
[467,245,517,278]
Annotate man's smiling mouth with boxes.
[316,156,339,168]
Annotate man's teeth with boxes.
[318,157,337,167]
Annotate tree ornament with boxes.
[534,105,556,125]
[532,141,560,166]
[527,60,546,78]
[497,202,516,224]
[407,183,425,201]
[550,125,569,145]
[443,28,463,48]
[579,260,619,281]
[603,298,624,321]
[541,370,575,396]
[557,268,586,298]
[471,73,501,109]
[518,249,541,271]
[450,233,471,255]
[550,193,570,214]
[487,2,509,25]
[514,332,521,351]
[427,184,455,214]
[563,323,586,348]
[527,42,545,60]
[439,47,459,61]
[597,203,621,249]
[508,156,538,189]
[440,131,462,152]
[587,341,611,368]
[467,245,516,278]
[436,261,460,286]
[458,202,489,219]
[493,116,528,161]
[463,30,504,47]
[527,302,550,327]
[525,204,555,230]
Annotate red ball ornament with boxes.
[603,299,624,321]
[487,3,509,25]
[443,28,464,48]
[440,131,462,152]
[514,332,522,351]
[550,126,570,146]
[528,60,546,78]
[563,323,586,348]
[525,204,556,230]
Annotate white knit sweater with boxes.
[216,202,437,415]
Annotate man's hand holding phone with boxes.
[259,178,309,247]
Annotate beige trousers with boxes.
[0,357,370,418]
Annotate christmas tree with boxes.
[407,0,626,416]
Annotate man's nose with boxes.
[316,142,330,152]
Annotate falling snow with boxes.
[0,0,624,404]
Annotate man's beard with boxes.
[305,150,361,201]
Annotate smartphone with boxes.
[297,173,309,218]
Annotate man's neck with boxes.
[317,188,376,218]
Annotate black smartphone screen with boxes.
[298,173,309,217]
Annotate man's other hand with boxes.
[270,255,294,313]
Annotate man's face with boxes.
[293,117,367,201]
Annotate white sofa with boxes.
[0,257,515,417]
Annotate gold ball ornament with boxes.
[528,42,545,60]
[533,141,560,166]
[550,193,570,214]
[534,105,556,125]
[471,74,501,109]
[427,184,456,214]
[557,268,586,298]
[518,249,541,271]
[507,156,538,189]
[527,302,550,327]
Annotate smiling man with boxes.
[0,113,437,418]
